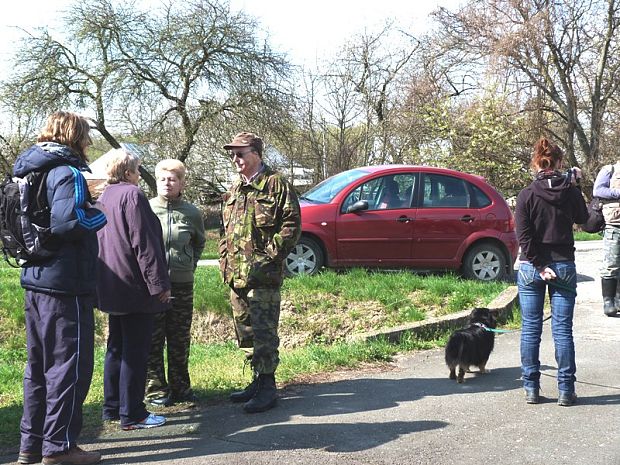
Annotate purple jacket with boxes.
[593,164,620,199]
[96,182,170,314]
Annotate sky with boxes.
[0,0,462,77]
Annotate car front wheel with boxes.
[285,237,324,276]
[462,243,507,281]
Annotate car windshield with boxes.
[301,169,370,203]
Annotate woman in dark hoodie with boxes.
[515,137,588,407]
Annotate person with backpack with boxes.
[14,111,107,465]
[593,162,620,316]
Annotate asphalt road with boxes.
[2,240,619,465]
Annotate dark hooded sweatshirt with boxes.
[515,170,588,271]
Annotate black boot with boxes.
[243,373,277,413]
[601,278,618,316]
[230,373,259,403]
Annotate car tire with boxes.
[285,236,325,276]
[462,243,507,281]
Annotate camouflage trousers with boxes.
[145,281,194,400]
[601,225,620,279]
[230,287,281,374]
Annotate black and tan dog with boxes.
[445,307,497,383]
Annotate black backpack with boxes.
[581,196,604,234]
[0,167,62,266]
[580,164,615,234]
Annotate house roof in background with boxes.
[83,142,149,179]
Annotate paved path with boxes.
[3,240,619,465]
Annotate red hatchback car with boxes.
[285,165,518,281]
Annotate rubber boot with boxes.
[243,373,277,413]
[601,278,618,316]
[230,372,259,403]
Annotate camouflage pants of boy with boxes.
[230,287,281,374]
[145,281,194,400]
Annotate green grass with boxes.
[280,269,507,343]
[0,264,26,351]
[200,228,219,259]
[574,230,602,241]
[193,267,230,316]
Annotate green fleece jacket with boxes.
[150,195,206,283]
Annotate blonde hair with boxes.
[105,149,140,184]
[155,159,186,181]
[37,111,92,161]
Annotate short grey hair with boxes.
[105,148,140,184]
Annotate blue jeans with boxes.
[517,261,577,394]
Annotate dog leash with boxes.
[474,311,554,334]
[545,277,577,295]
[484,327,517,333]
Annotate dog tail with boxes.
[445,332,465,365]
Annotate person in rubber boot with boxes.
[219,132,301,413]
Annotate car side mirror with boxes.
[346,199,369,213]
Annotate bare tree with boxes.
[431,0,620,181]
[0,0,291,193]
[289,24,421,181]
[342,23,419,164]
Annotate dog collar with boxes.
[473,322,514,333]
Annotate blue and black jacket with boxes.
[13,142,107,295]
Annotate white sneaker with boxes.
[122,413,166,430]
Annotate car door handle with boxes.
[460,215,475,223]
[397,216,414,223]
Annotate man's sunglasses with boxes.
[229,148,255,159]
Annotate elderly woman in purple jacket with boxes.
[96,148,171,430]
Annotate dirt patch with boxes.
[188,288,454,348]
[278,296,393,348]
[191,311,236,344]
[190,296,395,348]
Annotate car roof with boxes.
[355,165,487,182]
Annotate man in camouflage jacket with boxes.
[219,132,301,413]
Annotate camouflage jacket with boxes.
[219,164,301,289]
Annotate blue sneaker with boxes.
[122,413,166,430]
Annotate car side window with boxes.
[422,174,471,208]
[471,183,492,208]
[342,174,416,212]
[342,177,382,212]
